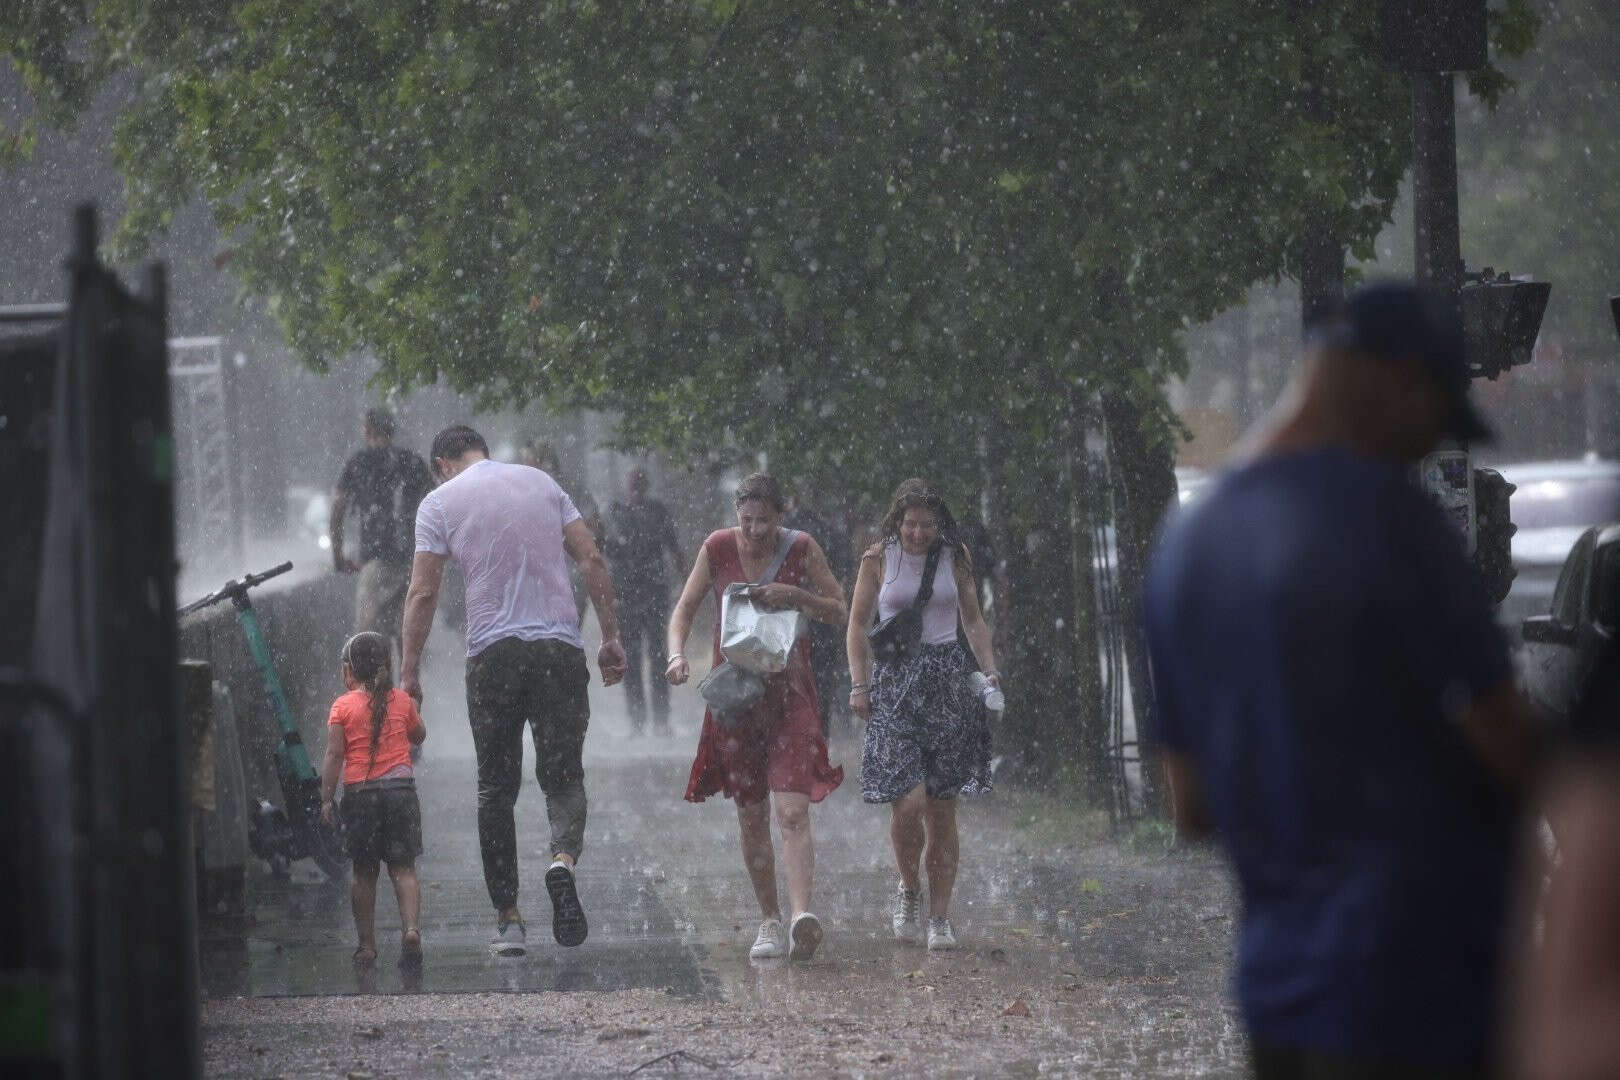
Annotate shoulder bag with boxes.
[867,540,943,666]
[701,528,801,725]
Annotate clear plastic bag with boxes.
[719,583,806,674]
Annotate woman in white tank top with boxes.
[846,479,1002,952]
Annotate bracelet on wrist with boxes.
[668,653,685,663]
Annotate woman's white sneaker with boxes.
[926,916,957,951]
[749,918,786,959]
[892,886,923,943]
[789,911,824,961]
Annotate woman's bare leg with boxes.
[890,784,927,893]
[774,792,814,917]
[388,860,422,949]
[737,799,780,920]
[351,860,380,955]
[923,797,960,918]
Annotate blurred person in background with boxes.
[518,440,602,625]
[329,407,434,655]
[604,467,684,735]
[785,490,854,734]
[1144,283,1542,1078]
[665,473,847,961]
[1516,636,1620,1080]
[846,479,1000,953]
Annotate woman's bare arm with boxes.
[954,552,999,684]
[845,549,883,721]
[665,546,712,685]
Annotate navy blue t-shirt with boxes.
[1144,448,1516,1061]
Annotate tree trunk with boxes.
[994,414,1079,782]
[1298,207,1345,331]
[1100,389,1177,816]
[1064,389,1107,800]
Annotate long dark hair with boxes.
[342,632,394,776]
[875,478,969,566]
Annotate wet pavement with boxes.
[201,625,1246,1076]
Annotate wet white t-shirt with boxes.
[414,459,583,656]
[877,541,960,646]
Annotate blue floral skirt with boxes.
[860,642,992,803]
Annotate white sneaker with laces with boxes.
[749,918,786,959]
[892,886,923,943]
[489,918,526,956]
[789,911,824,961]
[927,916,957,952]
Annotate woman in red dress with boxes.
[665,473,847,961]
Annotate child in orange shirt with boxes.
[320,631,428,965]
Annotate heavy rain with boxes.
[2,2,1618,1077]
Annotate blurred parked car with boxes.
[1520,523,1620,728]
[1494,458,1620,628]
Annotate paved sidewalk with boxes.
[201,627,1244,1076]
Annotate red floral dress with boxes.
[683,528,844,807]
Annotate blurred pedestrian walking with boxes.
[1144,282,1541,1077]
[666,473,847,961]
[517,440,602,624]
[319,631,427,968]
[328,408,433,654]
[605,467,684,735]
[847,479,1001,952]
[399,425,627,956]
[784,491,855,735]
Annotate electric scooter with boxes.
[180,561,346,881]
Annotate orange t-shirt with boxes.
[327,687,424,784]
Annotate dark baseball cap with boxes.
[1309,280,1493,444]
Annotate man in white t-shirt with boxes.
[399,425,627,956]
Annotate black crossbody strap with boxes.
[911,540,944,611]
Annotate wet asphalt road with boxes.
[201,626,1245,1076]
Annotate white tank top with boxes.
[877,541,960,646]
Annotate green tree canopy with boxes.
[4,0,1532,498]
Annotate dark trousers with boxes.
[618,595,669,731]
[1251,1042,1491,1080]
[465,637,590,911]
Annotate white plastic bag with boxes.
[719,583,806,675]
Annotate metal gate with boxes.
[169,336,242,569]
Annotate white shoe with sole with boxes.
[489,918,526,956]
[927,916,957,951]
[892,886,923,943]
[789,911,823,961]
[749,918,786,959]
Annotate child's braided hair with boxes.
[341,632,394,777]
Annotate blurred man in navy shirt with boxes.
[1145,283,1541,1077]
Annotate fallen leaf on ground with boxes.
[1003,998,1031,1017]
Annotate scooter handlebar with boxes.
[178,560,296,615]
[243,561,294,589]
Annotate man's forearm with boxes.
[581,554,619,641]
[400,590,437,679]
[328,490,348,565]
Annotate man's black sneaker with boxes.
[546,862,588,947]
